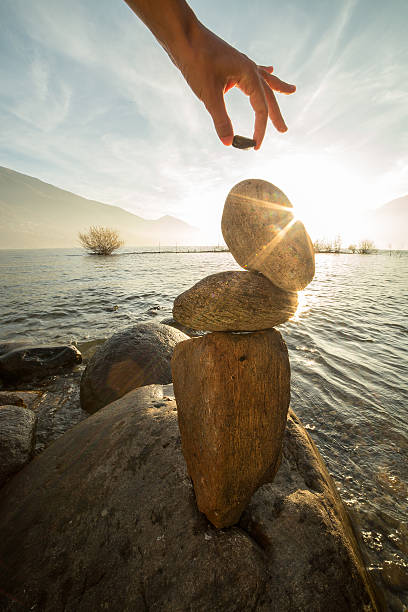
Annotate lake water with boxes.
[1,247,407,609]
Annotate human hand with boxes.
[124,0,295,149]
[171,24,296,150]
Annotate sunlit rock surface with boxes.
[173,270,298,331]
[222,179,315,291]
[171,330,290,527]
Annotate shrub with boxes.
[78,226,124,255]
[357,239,375,254]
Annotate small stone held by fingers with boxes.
[232,135,256,150]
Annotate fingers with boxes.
[262,80,287,132]
[241,71,268,150]
[258,65,274,74]
[205,92,234,146]
[203,63,294,148]
[237,63,295,148]
[260,69,296,95]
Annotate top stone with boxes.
[222,179,315,292]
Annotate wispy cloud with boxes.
[0,0,407,241]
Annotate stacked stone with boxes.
[171,179,315,528]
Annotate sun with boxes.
[255,152,371,244]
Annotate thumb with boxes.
[204,91,234,146]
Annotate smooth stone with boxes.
[232,135,256,149]
[0,384,380,611]
[0,405,37,487]
[0,344,82,385]
[171,329,290,528]
[173,270,298,331]
[222,179,315,291]
[80,322,188,414]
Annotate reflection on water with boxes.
[1,248,407,608]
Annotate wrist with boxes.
[160,6,203,68]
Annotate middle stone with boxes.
[171,329,291,528]
[173,270,298,332]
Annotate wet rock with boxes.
[80,322,188,414]
[0,405,37,487]
[173,270,298,331]
[160,317,206,337]
[34,370,88,454]
[0,344,82,385]
[171,329,291,527]
[240,409,382,611]
[222,179,315,291]
[0,385,379,611]
[0,342,27,356]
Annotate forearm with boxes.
[123,0,201,65]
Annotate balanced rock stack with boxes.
[171,179,315,528]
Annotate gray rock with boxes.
[80,322,188,414]
[0,344,82,385]
[222,179,315,291]
[0,385,380,611]
[0,405,37,487]
[173,271,298,331]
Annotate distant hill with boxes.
[366,195,408,249]
[0,166,201,249]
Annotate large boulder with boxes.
[173,271,298,331]
[0,405,37,488]
[0,344,82,385]
[221,179,315,292]
[172,329,290,527]
[0,385,380,611]
[80,322,188,414]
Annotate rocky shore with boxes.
[0,179,385,610]
[0,332,381,611]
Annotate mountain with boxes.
[365,195,408,249]
[0,166,201,249]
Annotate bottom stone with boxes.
[171,329,290,527]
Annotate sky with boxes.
[1,0,407,244]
